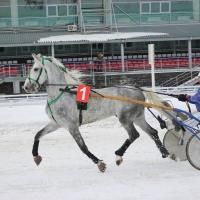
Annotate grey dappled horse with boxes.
[24,54,169,172]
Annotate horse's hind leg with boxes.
[68,126,106,172]
[115,119,140,166]
[32,122,59,165]
[135,115,169,158]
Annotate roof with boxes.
[0,29,68,47]
[0,23,200,47]
[37,32,168,44]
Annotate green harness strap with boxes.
[47,90,64,122]
[40,56,68,121]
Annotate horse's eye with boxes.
[34,68,39,72]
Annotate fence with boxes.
[0,86,198,105]
[1,56,200,79]
[156,85,199,95]
[0,93,47,106]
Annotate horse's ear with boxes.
[32,53,40,62]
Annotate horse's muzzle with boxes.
[23,82,38,93]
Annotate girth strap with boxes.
[60,87,86,126]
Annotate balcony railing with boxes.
[1,56,200,79]
[0,16,78,28]
[0,11,197,29]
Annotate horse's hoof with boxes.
[116,155,123,166]
[33,155,42,166]
[97,161,106,173]
[161,147,169,158]
[162,153,169,158]
[169,154,179,161]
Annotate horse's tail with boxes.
[143,90,177,130]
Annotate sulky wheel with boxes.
[186,133,200,170]
[163,129,191,161]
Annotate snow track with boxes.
[0,99,200,200]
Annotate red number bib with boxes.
[76,85,91,103]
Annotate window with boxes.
[82,0,103,9]
[141,3,150,13]
[92,43,103,50]
[18,5,46,17]
[47,5,57,16]
[21,46,30,54]
[114,3,140,14]
[68,5,77,15]
[58,5,67,16]
[161,2,170,13]
[171,1,193,12]
[151,2,160,13]
[126,42,134,48]
[47,4,77,17]
[141,1,170,14]
[47,0,77,4]
[0,47,5,53]
[55,45,65,51]
[0,6,11,17]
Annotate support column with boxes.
[78,0,85,33]
[188,39,192,69]
[193,0,200,21]
[10,0,18,27]
[90,44,95,86]
[51,43,55,57]
[104,0,112,30]
[121,43,125,72]
[148,44,155,91]
[13,80,20,94]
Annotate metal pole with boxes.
[103,43,107,86]
[91,44,95,85]
[151,59,155,91]
[188,39,192,69]
[148,44,155,91]
[11,0,18,27]
[78,0,82,32]
[121,43,125,72]
[111,1,118,32]
[51,43,55,57]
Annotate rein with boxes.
[134,85,192,113]
[59,85,173,111]
[89,93,174,111]
[47,83,175,111]
[134,85,180,98]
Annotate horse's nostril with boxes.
[24,86,28,91]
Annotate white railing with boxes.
[156,85,199,95]
[0,86,199,105]
[0,93,47,105]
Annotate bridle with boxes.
[27,57,48,89]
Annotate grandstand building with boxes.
[0,0,200,93]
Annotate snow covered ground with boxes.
[0,98,200,200]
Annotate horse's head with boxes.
[24,54,47,93]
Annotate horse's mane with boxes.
[46,56,84,85]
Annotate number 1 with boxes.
[80,87,87,101]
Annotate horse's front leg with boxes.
[32,122,59,165]
[69,127,106,173]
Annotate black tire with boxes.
[163,129,190,161]
[186,133,200,170]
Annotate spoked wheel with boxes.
[186,133,200,170]
[163,129,190,161]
